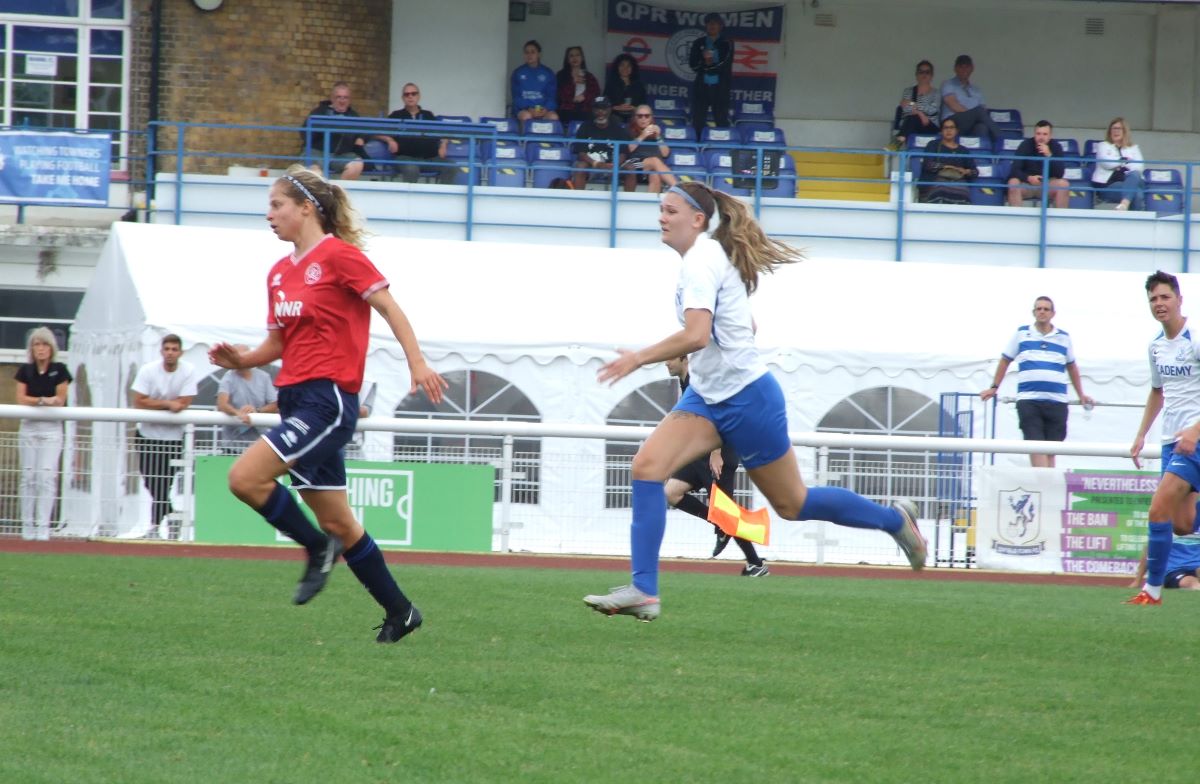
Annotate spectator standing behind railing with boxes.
[556,46,601,126]
[622,105,676,194]
[1092,117,1146,212]
[14,327,71,541]
[918,118,977,205]
[689,13,734,138]
[939,54,1001,148]
[892,59,940,148]
[980,296,1093,468]
[130,333,199,540]
[604,53,647,124]
[384,82,456,185]
[1006,120,1070,209]
[570,96,626,190]
[215,347,278,455]
[512,39,559,122]
[302,82,365,181]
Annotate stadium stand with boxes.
[987,108,1023,134]
[1145,168,1185,215]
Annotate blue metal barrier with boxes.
[141,121,1198,268]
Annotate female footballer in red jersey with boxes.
[209,165,447,643]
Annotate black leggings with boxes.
[136,435,183,528]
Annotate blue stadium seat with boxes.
[448,161,481,186]
[445,137,489,162]
[522,118,564,138]
[667,150,707,183]
[733,100,775,127]
[968,163,1006,207]
[741,127,786,147]
[361,139,396,177]
[1145,168,1185,215]
[1083,139,1102,160]
[988,108,1023,134]
[662,125,698,146]
[437,115,473,124]
[486,158,527,187]
[481,116,518,135]
[525,141,570,166]
[652,97,688,120]
[1061,164,1094,209]
[1056,138,1081,163]
[994,132,1026,179]
[566,120,585,137]
[530,164,575,189]
[657,116,686,129]
[700,126,737,152]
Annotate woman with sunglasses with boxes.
[584,182,927,622]
[893,60,940,147]
[622,105,677,194]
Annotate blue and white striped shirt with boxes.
[1002,325,1076,403]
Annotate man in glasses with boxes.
[980,296,1094,467]
[384,83,456,185]
[302,81,365,180]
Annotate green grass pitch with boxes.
[0,552,1189,783]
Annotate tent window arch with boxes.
[816,386,945,514]
[604,379,753,509]
[393,370,541,504]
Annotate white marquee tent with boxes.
[64,222,1173,561]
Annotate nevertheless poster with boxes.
[976,466,1154,575]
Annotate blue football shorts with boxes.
[1163,441,1200,492]
[264,379,359,491]
[672,371,792,470]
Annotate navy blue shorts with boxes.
[672,372,792,470]
[264,379,359,491]
[1016,399,1068,442]
[1164,567,1200,589]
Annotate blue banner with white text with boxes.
[0,130,112,206]
[605,1,784,113]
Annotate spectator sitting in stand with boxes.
[570,96,627,190]
[1007,120,1069,209]
[512,39,559,123]
[384,82,456,185]
[302,81,366,180]
[1092,116,1146,212]
[893,60,940,148]
[622,105,676,194]
[604,53,647,125]
[918,118,977,205]
[940,54,1001,148]
[556,46,601,127]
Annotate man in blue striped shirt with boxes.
[980,296,1094,467]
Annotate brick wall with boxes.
[130,0,393,176]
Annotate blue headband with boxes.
[666,184,705,214]
[284,174,325,215]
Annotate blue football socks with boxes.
[798,486,902,534]
[257,482,327,554]
[630,479,668,596]
[1145,521,1173,592]
[344,533,411,616]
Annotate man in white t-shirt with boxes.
[130,333,199,539]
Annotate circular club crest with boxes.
[304,262,322,284]
[665,29,703,82]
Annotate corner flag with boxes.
[706,484,771,546]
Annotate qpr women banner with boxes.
[605,1,784,114]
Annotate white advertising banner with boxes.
[976,466,1154,575]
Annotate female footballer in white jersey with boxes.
[584,181,927,621]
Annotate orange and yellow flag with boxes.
[706,483,771,546]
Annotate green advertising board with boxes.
[193,456,493,551]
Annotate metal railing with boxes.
[0,405,1156,569]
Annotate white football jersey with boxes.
[1148,322,1200,444]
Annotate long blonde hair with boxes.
[277,164,367,247]
[26,326,58,363]
[674,181,802,293]
[1105,117,1133,147]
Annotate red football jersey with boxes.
[265,235,387,394]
